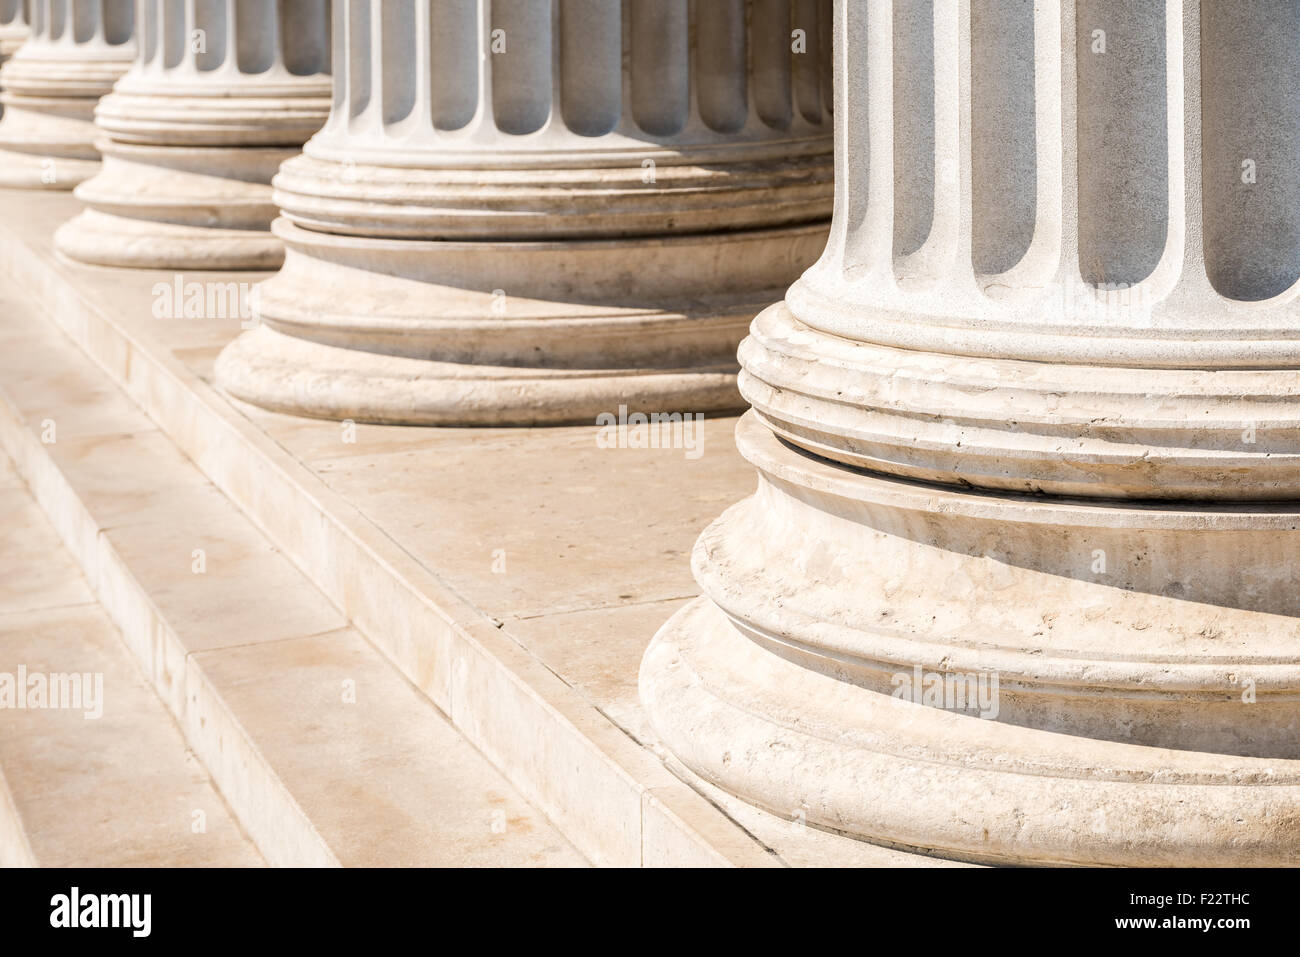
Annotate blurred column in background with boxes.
[55,0,332,269]
[0,0,133,188]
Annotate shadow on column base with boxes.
[216,324,747,427]
[639,413,1300,866]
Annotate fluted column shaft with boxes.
[640,0,1300,867]
[54,0,332,269]
[215,0,834,426]
[0,0,134,188]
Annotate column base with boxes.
[54,207,283,270]
[216,324,745,426]
[54,143,293,269]
[213,217,827,425]
[639,413,1300,866]
[741,302,1300,499]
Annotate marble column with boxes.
[0,1,28,64]
[640,0,1300,866]
[0,0,134,189]
[54,0,332,269]
[215,0,833,426]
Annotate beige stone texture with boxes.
[55,0,332,269]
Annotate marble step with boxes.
[0,283,585,867]
[0,451,263,866]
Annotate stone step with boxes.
[0,282,585,867]
[0,451,263,866]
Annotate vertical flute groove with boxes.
[696,0,746,133]
[1201,0,1300,301]
[1075,0,1167,288]
[630,0,687,137]
[559,0,619,137]
[970,0,1036,276]
[752,0,792,130]
[429,0,476,130]
[891,0,934,262]
[380,0,415,125]
[490,0,551,135]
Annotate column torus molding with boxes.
[55,0,333,269]
[215,0,834,425]
[640,0,1300,866]
[0,0,134,189]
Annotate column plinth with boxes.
[215,0,834,426]
[641,0,1300,865]
[54,0,331,269]
[0,0,134,188]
